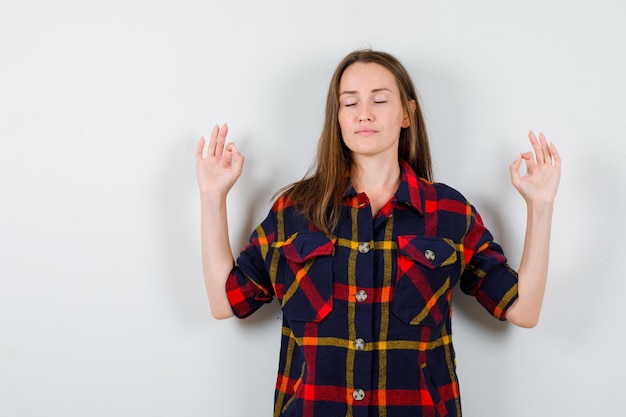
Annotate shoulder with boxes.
[271,193,296,212]
[400,160,470,207]
[269,193,317,233]
[419,178,470,204]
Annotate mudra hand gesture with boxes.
[196,123,245,198]
[510,131,561,205]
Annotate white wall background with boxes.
[1,0,624,416]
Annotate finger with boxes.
[207,124,219,157]
[221,143,245,176]
[510,152,534,181]
[538,132,551,164]
[215,123,229,157]
[230,144,245,177]
[529,130,544,164]
[196,136,206,160]
[509,154,523,185]
[548,142,561,168]
[520,151,536,175]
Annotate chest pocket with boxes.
[276,231,335,322]
[393,235,458,327]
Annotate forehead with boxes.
[339,62,398,93]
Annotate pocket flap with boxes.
[397,235,457,269]
[278,231,335,263]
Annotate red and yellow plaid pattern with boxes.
[226,161,518,417]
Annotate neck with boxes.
[350,156,401,213]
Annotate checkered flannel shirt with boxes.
[226,160,518,417]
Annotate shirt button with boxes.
[355,290,368,303]
[358,242,370,254]
[354,338,365,350]
[353,389,365,401]
[424,249,436,261]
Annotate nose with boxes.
[358,103,374,122]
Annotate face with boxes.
[337,62,412,162]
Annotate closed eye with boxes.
[373,94,388,104]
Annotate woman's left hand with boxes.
[510,131,561,205]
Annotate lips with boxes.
[355,129,378,136]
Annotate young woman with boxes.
[195,50,561,417]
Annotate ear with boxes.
[402,100,417,128]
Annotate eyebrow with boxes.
[339,87,393,96]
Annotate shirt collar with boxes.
[343,160,424,215]
[394,160,424,215]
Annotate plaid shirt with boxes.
[226,160,518,417]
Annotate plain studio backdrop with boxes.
[1,1,624,416]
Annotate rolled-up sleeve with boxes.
[459,207,518,321]
[225,211,276,318]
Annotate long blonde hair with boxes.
[279,50,432,234]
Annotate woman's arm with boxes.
[196,123,244,320]
[505,131,561,328]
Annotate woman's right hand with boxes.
[196,123,244,198]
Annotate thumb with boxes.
[231,144,245,177]
[509,153,523,186]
